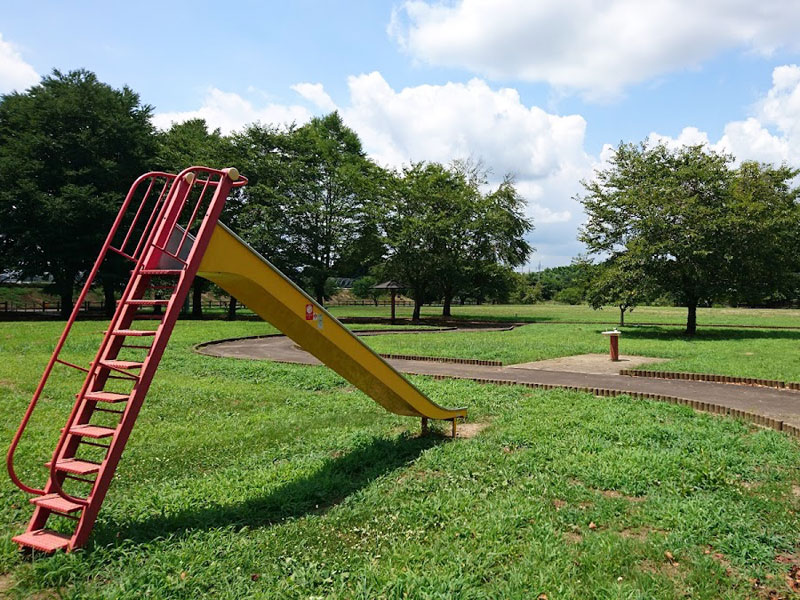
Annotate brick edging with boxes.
[619,368,800,391]
[379,353,502,366]
[405,372,799,439]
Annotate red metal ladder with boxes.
[7,166,245,552]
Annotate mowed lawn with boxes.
[328,302,800,328]
[1,320,799,599]
[360,323,800,382]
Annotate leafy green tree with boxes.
[382,163,451,320]
[726,161,800,305]
[383,162,533,319]
[285,112,377,303]
[579,142,800,334]
[0,69,155,317]
[352,275,382,305]
[450,172,533,314]
[156,118,232,318]
[586,256,649,326]
[232,113,382,304]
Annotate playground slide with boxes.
[197,222,467,422]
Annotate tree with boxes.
[232,113,382,304]
[156,118,232,318]
[383,162,533,319]
[382,163,448,320]
[447,171,533,314]
[352,275,382,305]
[0,69,155,317]
[578,141,800,334]
[284,112,377,303]
[726,161,800,305]
[587,256,649,326]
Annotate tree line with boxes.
[509,142,800,334]
[0,69,533,318]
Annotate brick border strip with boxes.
[619,368,800,391]
[379,353,502,366]
[405,372,799,439]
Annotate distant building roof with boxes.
[373,281,403,290]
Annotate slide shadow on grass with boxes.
[621,326,800,342]
[94,432,446,548]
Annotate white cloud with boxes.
[340,72,593,263]
[291,82,338,112]
[0,34,39,94]
[152,87,312,134]
[647,65,800,167]
[389,0,800,98]
[153,73,598,266]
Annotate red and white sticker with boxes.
[305,303,314,320]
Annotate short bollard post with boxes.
[601,329,621,361]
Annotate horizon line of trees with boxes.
[0,69,534,319]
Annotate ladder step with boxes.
[45,458,101,475]
[69,424,117,439]
[140,269,183,276]
[12,529,71,553]
[126,299,170,306]
[112,329,156,337]
[84,391,130,403]
[31,493,85,514]
[99,360,143,371]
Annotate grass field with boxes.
[1,319,800,598]
[328,303,800,328]
[359,324,800,382]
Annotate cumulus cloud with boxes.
[153,73,592,266]
[340,72,593,263]
[291,82,338,112]
[0,34,39,94]
[152,87,313,134]
[647,65,800,167]
[389,0,800,98]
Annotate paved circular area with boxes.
[198,328,800,432]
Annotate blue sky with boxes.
[2,0,800,267]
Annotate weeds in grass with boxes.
[0,321,799,598]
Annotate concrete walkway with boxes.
[197,331,800,434]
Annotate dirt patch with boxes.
[552,499,567,510]
[563,531,583,544]
[792,485,800,498]
[456,422,489,439]
[0,574,11,594]
[509,353,667,376]
[599,489,646,502]
[0,574,59,599]
[619,528,652,541]
[639,557,684,580]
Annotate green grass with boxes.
[328,303,800,328]
[1,320,799,598]
[359,323,800,382]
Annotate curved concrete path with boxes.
[198,329,800,434]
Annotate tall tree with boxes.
[285,112,377,303]
[156,118,232,318]
[0,69,155,317]
[383,162,533,320]
[382,163,450,321]
[586,255,649,326]
[579,142,800,334]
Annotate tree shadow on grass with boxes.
[621,326,800,342]
[93,432,446,548]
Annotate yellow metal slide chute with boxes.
[198,223,467,422]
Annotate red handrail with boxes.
[44,166,239,507]
[6,172,176,495]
